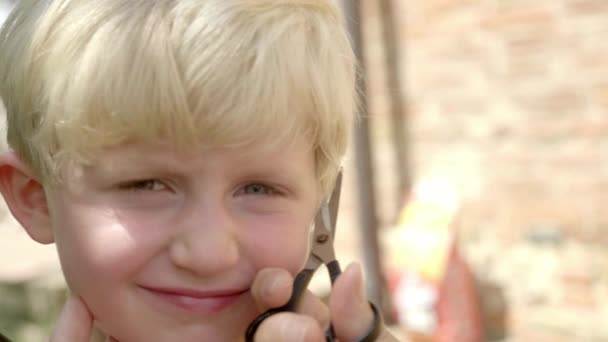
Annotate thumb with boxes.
[50,293,94,342]
[329,263,376,341]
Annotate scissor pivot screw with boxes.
[316,234,329,243]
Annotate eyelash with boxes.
[118,179,167,192]
[238,182,280,196]
[117,180,281,195]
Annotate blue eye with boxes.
[241,183,275,195]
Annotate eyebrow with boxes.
[82,140,314,182]
[85,149,307,181]
[83,150,184,181]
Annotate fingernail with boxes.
[350,262,366,303]
[269,271,290,294]
[281,315,322,342]
[283,317,307,342]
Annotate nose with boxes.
[168,200,240,276]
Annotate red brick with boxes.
[479,8,555,31]
[576,50,608,70]
[504,58,551,84]
[512,89,585,118]
[560,273,598,309]
[504,33,575,59]
[423,34,484,60]
[566,0,608,14]
[597,86,608,108]
[405,0,481,37]
[418,0,481,19]
[574,118,608,137]
[413,71,472,95]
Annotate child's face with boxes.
[44,136,320,341]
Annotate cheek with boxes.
[240,213,314,275]
[51,203,164,292]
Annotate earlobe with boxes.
[0,151,54,244]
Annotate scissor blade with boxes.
[310,171,343,265]
[303,251,323,270]
[327,170,342,238]
[318,171,341,242]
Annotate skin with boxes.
[0,136,399,341]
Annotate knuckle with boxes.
[258,313,323,342]
[315,303,331,330]
[300,291,330,329]
[286,315,323,342]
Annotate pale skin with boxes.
[0,136,399,341]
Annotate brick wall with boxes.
[362,0,608,339]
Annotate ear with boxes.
[0,151,54,244]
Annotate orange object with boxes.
[389,179,485,342]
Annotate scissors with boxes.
[245,172,383,342]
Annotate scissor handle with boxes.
[245,269,315,342]
[245,265,383,342]
[281,268,316,311]
[326,260,342,284]
[245,262,346,342]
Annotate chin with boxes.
[95,314,252,341]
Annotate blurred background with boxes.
[1,0,607,341]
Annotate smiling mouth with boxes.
[139,286,249,315]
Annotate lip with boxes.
[138,285,249,315]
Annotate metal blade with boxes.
[327,169,342,237]
[327,170,343,239]
[307,171,343,266]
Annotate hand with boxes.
[49,293,95,342]
[50,295,120,342]
[250,263,400,341]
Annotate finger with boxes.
[254,312,324,342]
[50,293,94,342]
[251,267,293,311]
[296,290,330,330]
[251,268,330,329]
[329,263,376,341]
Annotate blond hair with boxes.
[0,0,356,195]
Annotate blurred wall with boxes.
[401,0,608,242]
[362,0,608,340]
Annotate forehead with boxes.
[108,137,311,162]
[79,136,315,175]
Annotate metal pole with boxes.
[340,0,387,314]
[379,0,411,212]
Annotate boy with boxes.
[0,0,398,341]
